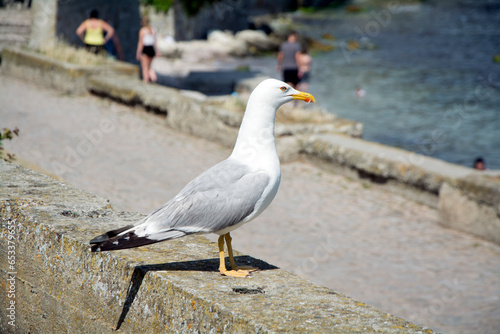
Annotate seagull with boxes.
[90,79,315,277]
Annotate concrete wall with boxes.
[1,47,138,94]
[0,160,431,333]
[29,0,141,62]
[439,175,500,244]
[29,0,56,50]
[2,46,499,246]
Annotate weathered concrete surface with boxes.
[301,134,474,207]
[0,160,430,333]
[439,174,500,244]
[1,47,138,94]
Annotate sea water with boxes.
[310,0,500,169]
[241,0,500,169]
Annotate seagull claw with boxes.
[220,269,252,278]
[231,265,259,272]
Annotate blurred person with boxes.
[298,47,312,91]
[355,85,366,98]
[105,34,124,60]
[76,9,115,55]
[136,16,158,83]
[473,157,486,170]
[277,31,301,88]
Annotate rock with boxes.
[157,30,250,60]
[269,16,295,38]
[235,29,280,52]
[156,37,183,58]
[207,30,235,45]
[207,30,248,57]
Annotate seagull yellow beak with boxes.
[291,90,315,103]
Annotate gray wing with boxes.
[131,159,270,241]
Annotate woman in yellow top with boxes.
[76,9,114,55]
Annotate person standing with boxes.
[76,9,115,55]
[297,47,312,91]
[136,16,158,83]
[277,31,301,88]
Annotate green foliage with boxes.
[299,6,316,13]
[140,0,220,16]
[179,0,218,16]
[300,0,349,11]
[140,0,174,13]
[0,127,19,162]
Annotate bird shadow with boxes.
[115,256,278,330]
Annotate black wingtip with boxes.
[90,243,102,252]
[90,230,161,252]
[90,224,135,245]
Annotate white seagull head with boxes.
[249,79,315,110]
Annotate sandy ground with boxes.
[1,74,499,334]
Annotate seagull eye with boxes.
[280,86,287,92]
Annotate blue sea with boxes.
[231,0,500,169]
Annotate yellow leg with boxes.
[218,235,228,273]
[217,233,255,278]
[225,233,258,273]
[225,233,238,269]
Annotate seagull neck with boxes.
[231,100,278,163]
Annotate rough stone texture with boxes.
[0,160,430,333]
[439,175,500,244]
[1,47,138,94]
